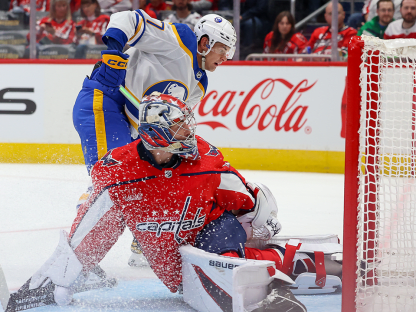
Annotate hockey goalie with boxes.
[4,94,342,312]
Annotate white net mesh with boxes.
[356,36,416,311]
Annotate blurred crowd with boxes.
[1,0,415,59]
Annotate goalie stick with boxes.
[5,266,117,312]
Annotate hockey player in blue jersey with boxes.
[73,12,236,174]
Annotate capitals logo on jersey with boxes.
[135,196,206,243]
[143,80,189,102]
[100,150,122,167]
[199,137,220,157]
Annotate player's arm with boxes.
[103,9,186,54]
[210,148,281,240]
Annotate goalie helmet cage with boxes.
[343,35,416,312]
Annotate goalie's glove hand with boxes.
[257,213,282,240]
[96,50,129,88]
[237,182,282,241]
[238,211,282,241]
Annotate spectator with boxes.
[98,0,132,13]
[76,0,109,44]
[384,0,416,38]
[74,0,110,58]
[145,0,172,17]
[309,0,323,22]
[129,0,158,19]
[32,0,76,44]
[357,0,394,38]
[70,0,132,13]
[9,0,50,13]
[348,0,401,30]
[217,0,233,10]
[305,2,357,58]
[263,11,307,55]
[367,0,402,21]
[189,0,218,12]
[164,0,201,31]
[8,0,49,26]
[347,0,371,30]
[240,0,269,59]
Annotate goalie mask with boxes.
[138,93,199,160]
[194,14,237,61]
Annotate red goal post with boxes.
[343,36,416,312]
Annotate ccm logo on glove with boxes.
[102,54,128,69]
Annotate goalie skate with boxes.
[248,280,307,312]
[5,266,117,312]
[128,238,149,267]
[290,273,341,295]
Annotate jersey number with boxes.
[147,20,165,31]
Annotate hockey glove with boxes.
[96,50,129,88]
[237,182,282,241]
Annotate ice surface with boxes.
[0,164,344,311]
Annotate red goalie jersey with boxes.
[68,137,255,292]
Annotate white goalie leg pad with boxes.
[29,230,83,290]
[180,245,294,312]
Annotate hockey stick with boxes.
[5,266,117,312]
[119,86,140,109]
[0,264,10,312]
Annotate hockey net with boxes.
[343,36,416,312]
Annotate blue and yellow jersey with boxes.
[102,9,208,133]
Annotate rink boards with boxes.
[0,60,347,173]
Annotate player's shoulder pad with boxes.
[92,141,139,179]
[170,22,198,54]
[196,135,222,159]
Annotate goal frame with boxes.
[342,35,364,312]
[343,35,416,312]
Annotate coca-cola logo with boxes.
[196,78,316,133]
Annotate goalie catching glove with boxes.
[237,182,282,241]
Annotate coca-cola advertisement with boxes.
[197,65,347,152]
